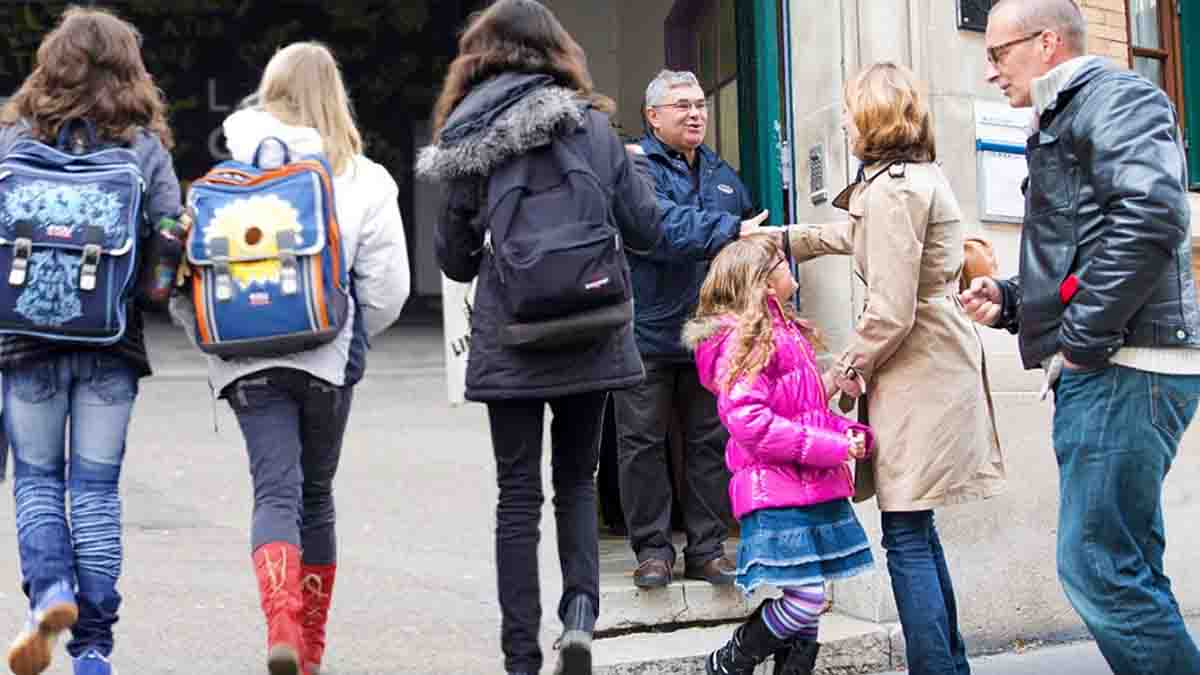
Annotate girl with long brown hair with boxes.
[684,234,874,675]
[0,7,181,675]
[417,1,661,672]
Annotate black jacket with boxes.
[997,59,1200,369]
[418,73,662,401]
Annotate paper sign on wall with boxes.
[974,101,1033,224]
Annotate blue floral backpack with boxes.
[0,120,145,344]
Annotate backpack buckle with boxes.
[208,236,234,301]
[8,237,31,286]
[276,230,298,296]
[279,260,298,295]
[214,262,234,301]
[79,243,101,291]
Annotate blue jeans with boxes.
[225,368,353,563]
[881,510,970,675]
[0,410,9,480]
[1052,365,1200,675]
[5,353,137,658]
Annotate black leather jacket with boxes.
[997,59,1200,369]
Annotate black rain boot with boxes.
[554,595,595,675]
[774,639,821,675]
[707,602,791,675]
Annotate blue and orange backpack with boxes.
[184,137,349,358]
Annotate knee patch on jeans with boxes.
[70,490,122,582]
[14,479,68,542]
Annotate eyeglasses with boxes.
[651,99,708,114]
[767,257,788,276]
[986,30,1045,66]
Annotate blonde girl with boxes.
[685,234,874,675]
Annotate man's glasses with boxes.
[986,30,1044,66]
[652,99,708,114]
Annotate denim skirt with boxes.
[735,498,874,595]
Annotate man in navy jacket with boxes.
[615,69,765,588]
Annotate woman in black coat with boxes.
[416,1,661,673]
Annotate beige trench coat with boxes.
[787,161,1006,511]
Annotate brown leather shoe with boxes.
[684,554,736,585]
[633,559,672,588]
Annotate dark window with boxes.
[1129,0,1183,115]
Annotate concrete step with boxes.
[598,536,768,633]
[597,575,774,633]
[593,612,903,675]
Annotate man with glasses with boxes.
[962,1,1200,672]
[614,69,764,589]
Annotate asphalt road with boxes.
[0,317,549,674]
[0,316,1196,674]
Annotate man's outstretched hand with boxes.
[959,276,1002,327]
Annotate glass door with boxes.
[664,0,788,221]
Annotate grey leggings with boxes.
[226,368,353,564]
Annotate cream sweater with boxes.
[173,108,410,392]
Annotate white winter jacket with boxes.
[175,108,410,392]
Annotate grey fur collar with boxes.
[416,86,585,181]
[681,316,731,351]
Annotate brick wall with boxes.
[1080,0,1131,66]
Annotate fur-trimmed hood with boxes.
[416,72,586,181]
[681,315,732,352]
[684,314,735,395]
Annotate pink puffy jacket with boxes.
[688,302,875,521]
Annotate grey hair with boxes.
[645,70,701,107]
[991,0,1087,55]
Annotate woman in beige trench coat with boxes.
[784,62,1005,675]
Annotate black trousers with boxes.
[613,359,731,567]
[486,391,606,674]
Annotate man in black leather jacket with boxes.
[962,1,1200,673]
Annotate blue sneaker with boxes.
[72,648,113,675]
[7,580,78,675]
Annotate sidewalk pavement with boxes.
[883,617,1200,675]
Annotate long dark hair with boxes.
[431,0,613,139]
[0,5,173,149]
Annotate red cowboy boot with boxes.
[253,542,306,675]
[299,563,336,674]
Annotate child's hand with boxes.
[834,369,863,398]
[821,370,838,402]
[847,429,868,460]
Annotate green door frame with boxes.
[735,0,787,219]
[1182,0,1200,188]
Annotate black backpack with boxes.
[483,130,633,350]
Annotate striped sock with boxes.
[762,584,824,641]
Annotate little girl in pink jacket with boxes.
[683,233,875,675]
